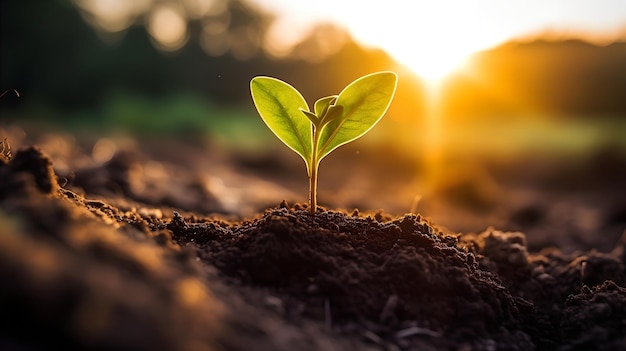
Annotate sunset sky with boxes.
[251,0,626,82]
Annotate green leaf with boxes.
[319,104,343,127]
[299,108,320,124]
[314,95,337,118]
[317,71,397,160]
[250,76,313,167]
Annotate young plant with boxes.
[250,71,397,213]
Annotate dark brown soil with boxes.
[1,141,625,351]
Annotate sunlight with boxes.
[335,2,499,87]
[421,79,446,191]
[251,0,492,85]
[249,0,626,86]
[387,43,472,86]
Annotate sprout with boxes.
[250,71,398,213]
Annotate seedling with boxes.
[250,71,397,213]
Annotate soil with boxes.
[1,131,625,351]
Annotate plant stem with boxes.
[309,125,321,214]
[309,159,317,214]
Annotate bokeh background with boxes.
[1,0,625,252]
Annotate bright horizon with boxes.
[250,0,626,83]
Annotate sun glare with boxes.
[335,3,498,86]
[385,43,473,86]
[251,0,626,86]
[251,0,491,85]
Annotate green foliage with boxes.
[249,77,313,166]
[250,71,398,213]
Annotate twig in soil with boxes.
[362,330,383,345]
[379,294,398,323]
[394,326,441,339]
[0,138,11,162]
[0,89,19,99]
[324,298,332,331]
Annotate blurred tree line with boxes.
[445,39,626,119]
[0,0,416,115]
[1,0,624,132]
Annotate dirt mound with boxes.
[169,207,531,348]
